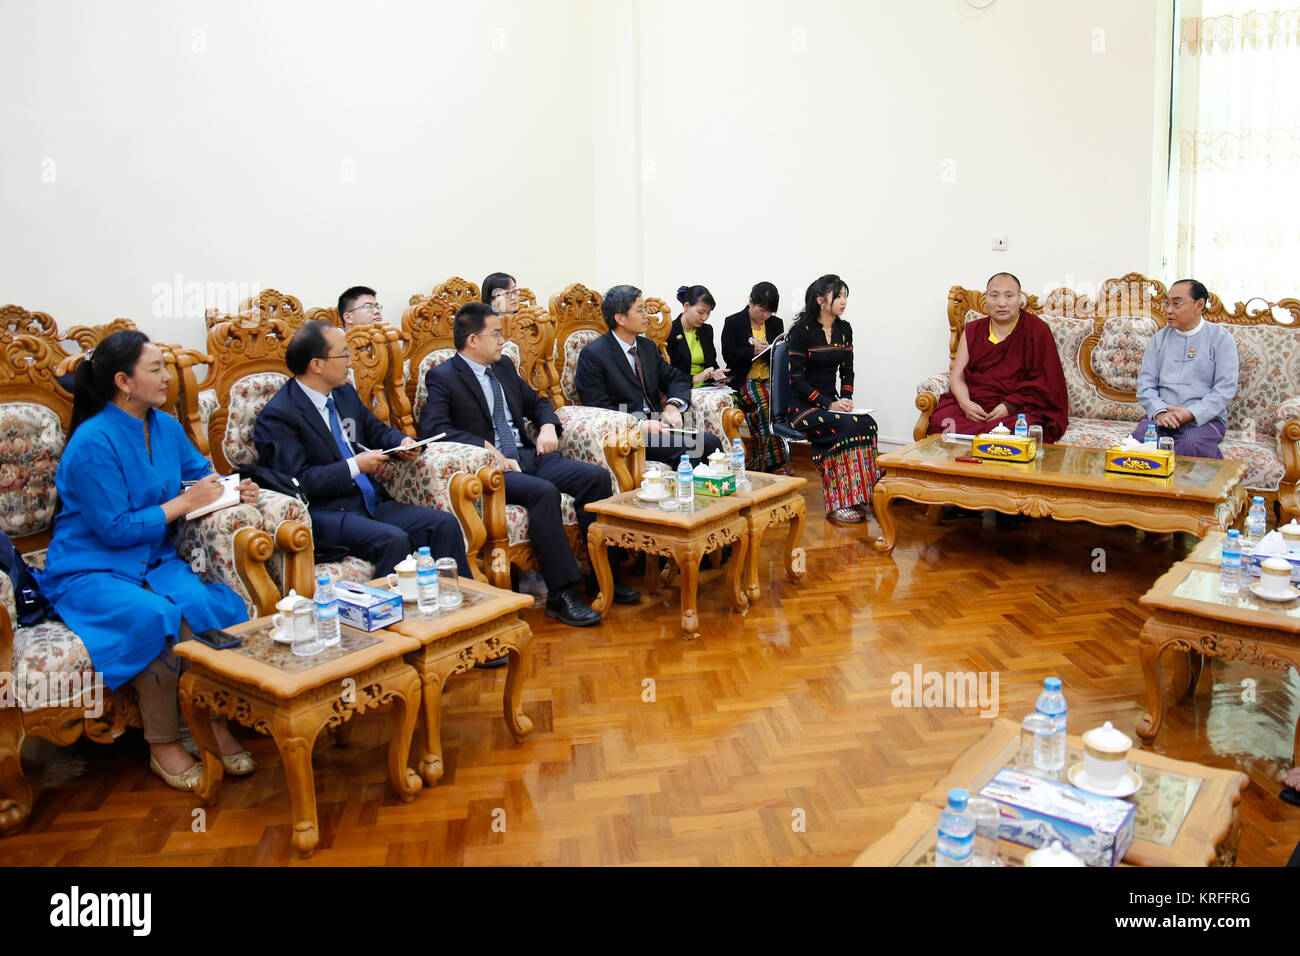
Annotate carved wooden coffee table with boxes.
[732,473,808,602]
[586,488,750,640]
[856,718,1247,866]
[176,619,424,858]
[384,578,534,786]
[872,436,1247,553]
[1136,556,1300,765]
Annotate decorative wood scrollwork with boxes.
[238,288,305,327]
[550,283,604,396]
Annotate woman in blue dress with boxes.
[41,331,260,791]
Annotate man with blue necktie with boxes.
[253,319,470,578]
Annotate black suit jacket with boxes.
[573,331,691,416]
[666,316,719,381]
[419,353,561,448]
[253,378,407,511]
[720,309,785,391]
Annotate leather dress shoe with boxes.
[585,574,640,605]
[545,588,602,627]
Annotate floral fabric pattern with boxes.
[1223,325,1300,436]
[554,405,637,494]
[198,388,218,438]
[314,556,375,585]
[173,501,266,617]
[223,372,288,469]
[376,440,495,514]
[0,402,63,540]
[505,494,578,546]
[1090,316,1159,394]
[560,329,602,404]
[13,618,95,710]
[411,349,457,423]
[688,391,740,445]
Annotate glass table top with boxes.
[231,622,380,674]
[900,747,1204,865]
[892,438,1230,491]
[1172,568,1300,616]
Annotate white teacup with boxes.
[1082,720,1132,790]
[387,558,419,602]
[1259,557,1294,597]
[1281,522,1300,556]
[640,473,667,499]
[272,596,315,644]
[707,450,730,473]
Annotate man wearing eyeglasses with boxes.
[339,286,383,331]
[253,320,470,578]
[420,302,640,629]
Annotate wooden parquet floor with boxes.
[7,450,1300,866]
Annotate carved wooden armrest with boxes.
[0,575,15,675]
[555,404,640,493]
[173,502,265,617]
[1278,397,1300,485]
[913,373,952,441]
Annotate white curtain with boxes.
[1170,2,1300,304]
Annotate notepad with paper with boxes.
[185,474,241,521]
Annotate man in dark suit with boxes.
[253,319,470,579]
[420,302,639,628]
[573,284,724,467]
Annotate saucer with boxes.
[637,489,669,503]
[1068,763,1141,798]
[1249,581,1300,603]
[270,629,296,645]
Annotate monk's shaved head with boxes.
[987,272,1021,292]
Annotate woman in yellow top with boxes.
[667,285,729,387]
[720,282,786,472]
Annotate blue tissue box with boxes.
[979,768,1135,867]
[333,582,403,632]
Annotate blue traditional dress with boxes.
[38,404,247,690]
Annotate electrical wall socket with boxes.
[991,236,1008,252]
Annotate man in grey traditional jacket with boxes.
[1130,279,1239,459]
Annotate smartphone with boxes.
[195,628,242,650]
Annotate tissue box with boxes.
[333,582,403,632]
[979,768,1135,867]
[1105,446,1174,476]
[1242,549,1300,582]
[693,473,736,497]
[971,434,1036,462]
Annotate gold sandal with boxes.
[149,755,204,792]
[220,751,256,776]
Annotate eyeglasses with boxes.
[491,289,520,300]
[321,352,352,362]
[348,302,382,314]
[475,329,506,340]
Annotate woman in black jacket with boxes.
[785,274,879,524]
[666,285,729,387]
[720,281,786,473]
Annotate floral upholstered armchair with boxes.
[0,331,278,837]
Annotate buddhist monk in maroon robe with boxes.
[927,272,1069,442]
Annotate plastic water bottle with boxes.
[416,546,439,616]
[1014,413,1028,438]
[676,453,694,504]
[314,572,341,648]
[1035,677,1067,779]
[731,438,747,488]
[1220,528,1241,596]
[936,788,975,867]
[1244,496,1268,551]
[1144,423,1158,446]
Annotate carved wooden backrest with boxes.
[550,283,605,404]
[401,295,458,414]
[204,312,296,474]
[643,296,674,361]
[0,336,74,551]
[237,288,305,329]
[518,287,537,309]
[944,272,1300,422]
[0,306,59,346]
[502,306,561,407]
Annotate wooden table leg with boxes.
[588,523,614,615]
[178,673,224,803]
[676,547,701,640]
[1136,620,1172,744]
[413,658,448,786]
[272,716,324,858]
[784,498,807,582]
[502,623,535,740]
[385,666,423,802]
[727,529,749,612]
[872,480,898,553]
[744,514,764,603]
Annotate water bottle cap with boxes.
[1043,677,1062,691]
[1226,529,1240,538]
[315,573,330,585]
[1253,496,1265,504]
[947,788,968,810]
[418,546,431,556]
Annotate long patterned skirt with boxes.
[736,379,788,473]
[790,405,881,512]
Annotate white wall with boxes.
[0,0,595,347]
[1,0,1171,446]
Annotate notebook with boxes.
[185,474,241,521]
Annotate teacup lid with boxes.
[1262,556,1293,572]
[1024,840,1084,867]
[1083,720,1131,753]
[1283,519,1300,530]
[276,588,300,611]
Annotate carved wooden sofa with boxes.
[403,278,641,589]
[175,305,493,604]
[914,273,1300,523]
[0,324,278,837]
[550,282,743,480]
